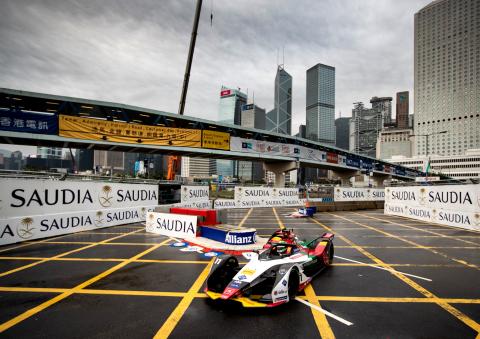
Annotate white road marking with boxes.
[295,297,354,326]
[334,255,432,282]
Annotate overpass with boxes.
[0,88,424,186]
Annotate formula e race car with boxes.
[204,229,334,307]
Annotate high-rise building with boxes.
[218,86,247,125]
[266,65,292,135]
[335,117,351,150]
[376,128,414,159]
[297,124,306,139]
[241,104,266,130]
[349,102,384,157]
[181,157,216,178]
[414,0,480,156]
[238,103,266,182]
[306,63,335,144]
[217,86,247,177]
[396,91,409,129]
[370,97,393,126]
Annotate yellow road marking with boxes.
[272,207,286,230]
[0,238,171,333]
[1,286,479,305]
[355,212,480,246]
[310,217,480,334]
[328,213,479,271]
[0,256,213,265]
[304,285,335,338]
[153,259,213,338]
[0,229,144,278]
[237,208,253,229]
[277,208,334,338]
[0,231,81,253]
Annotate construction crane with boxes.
[167,0,203,180]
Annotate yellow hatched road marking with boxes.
[0,238,171,333]
[355,212,480,246]
[0,229,144,278]
[1,286,479,305]
[328,213,479,271]
[153,259,213,338]
[272,207,286,230]
[304,285,335,339]
[236,208,253,229]
[311,216,480,334]
[275,207,334,338]
[0,231,82,253]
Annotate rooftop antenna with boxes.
[276,48,279,67]
[282,46,285,67]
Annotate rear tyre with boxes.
[288,269,300,300]
[324,243,334,266]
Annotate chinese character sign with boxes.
[0,110,58,134]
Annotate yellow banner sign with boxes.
[202,130,230,150]
[59,115,201,147]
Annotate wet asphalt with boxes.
[0,208,479,338]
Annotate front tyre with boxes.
[288,269,300,300]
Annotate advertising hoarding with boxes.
[59,115,202,147]
[202,130,230,150]
[0,205,157,246]
[0,110,58,135]
[333,187,385,202]
[384,185,480,231]
[0,178,159,219]
[146,211,197,238]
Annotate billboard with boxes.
[202,130,230,150]
[59,115,202,147]
[0,178,159,219]
[384,185,480,231]
[0,205,157,246]
[0,110,58,134]
[334,187,385,202]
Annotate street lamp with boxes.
[409,130,447,175]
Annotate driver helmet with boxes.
[276,245,292,255]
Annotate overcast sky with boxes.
[0,0,431,154]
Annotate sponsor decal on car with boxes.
[282,279,287,286]
[276,296,288,301]
[241,268,256,276]
[230,280,241,288]
[274,289,287,296]
[238,275,247,281]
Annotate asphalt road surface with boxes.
[0,208,478,338]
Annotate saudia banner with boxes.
[385,202,480,231]
[146,211,197,238]
[385,185,480,213]
[334,187,385,202]
[384,185,480,231]
[233,187,304,208]
[180,185,209,203]
[0,205,156,246]
[0,178,159,219]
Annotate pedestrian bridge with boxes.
[0,88,425,185]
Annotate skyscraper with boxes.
[350,102,384,157]
[414,0,480,156]
[370,97,393,126]
[218,86,247,125]
[306,63,335,144]
[396,91,409,129]
[335,117,351,150]
[266,65,292,135]
[217,86,247,177]
[239,103,266,182]
[37,147,62,159]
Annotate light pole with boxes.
[409,130,447,175]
